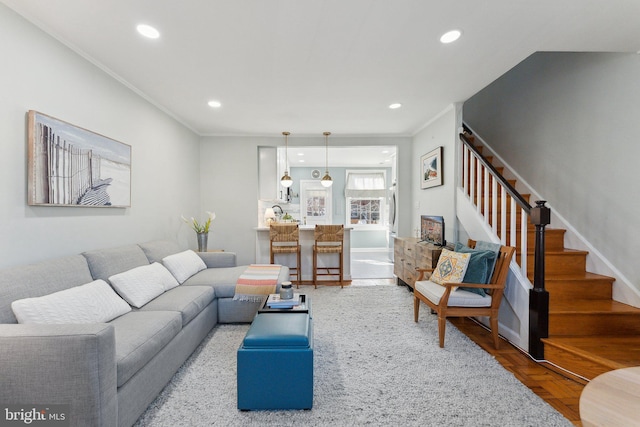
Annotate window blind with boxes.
[345,172,386,198]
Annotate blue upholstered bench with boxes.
[237,312,313,410]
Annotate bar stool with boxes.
[269,223,302,287]
[312,224,344,288]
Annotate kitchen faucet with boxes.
[272,205,283,220]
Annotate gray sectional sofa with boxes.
[0,240,288,427]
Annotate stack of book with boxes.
[266,293,301,308]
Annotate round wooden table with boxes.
[580,366,640,426]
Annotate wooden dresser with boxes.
[393,237,443,289]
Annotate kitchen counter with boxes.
[254,224,352,231]
[255,226,351,283]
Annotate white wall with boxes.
[0,5,201,268]
[199,135,412,265]
[411,105,459,243]
[463,52,640,301]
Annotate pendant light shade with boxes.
[280,131,293,188]
[321,131,333,187]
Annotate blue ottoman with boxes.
[237,312,313,410]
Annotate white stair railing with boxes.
[459,132,531,278]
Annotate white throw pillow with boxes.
[11,279,131,324]
[109,262,177,308]
[162,250,207,284]
[152,262,181,291]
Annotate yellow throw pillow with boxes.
[430,249,471,287]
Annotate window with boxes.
[350,199,381,224]
[306,191,327,217]
[345,171,387,226]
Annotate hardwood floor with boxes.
[448,316,585,426]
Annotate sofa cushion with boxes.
[162,250,207,284]
[83,244,150,283]
[0,255,94,324]
[197,251,237,268]
[182,266,249,298]
[182,265,290,298]
[110,311,182,387]
[139,286,215,326]
[109,263,178,308]
[138,240,183,264]
[11,279,131,324]
[415,279,492,308]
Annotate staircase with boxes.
[462,130,640,382]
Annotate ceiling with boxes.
[3,0,640,137]
[285,145,395,168]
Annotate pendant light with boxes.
[321,131,333,187]
[280,131,293,188]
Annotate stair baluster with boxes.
[459,129,547,359]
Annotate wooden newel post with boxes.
[529,200,550,360]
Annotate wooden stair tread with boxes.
[527,271,615,290]
[527,248,589,256]
[551,299,640,313]
[543,336,640,368]
[544,272,615,282]
[544,272,615,303]
[532,271,616,284]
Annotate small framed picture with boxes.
[420,146,443,189]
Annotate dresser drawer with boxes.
[403,243,416,259]
[403,268,417,287]
[403,257,415,271]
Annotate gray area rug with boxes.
[134,285,572,427]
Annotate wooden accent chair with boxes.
[312,224,344,288]
[269,224,302,287]
[413,240,516,349]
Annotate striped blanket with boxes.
[233,264,282,302]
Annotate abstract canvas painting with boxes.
[27,111,131,207]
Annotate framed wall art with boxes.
[27,110,131,207]
[420,146,442,189]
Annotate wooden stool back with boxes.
[312,225,344,288]
[269,224,301,285]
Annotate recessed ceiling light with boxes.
[389,103,402,109]
[207,100,222,108]
[382,150,389,154]
[299,159,305,163]
[440,30,461,44]
[297,152,304,156]
[136,24,160,39]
